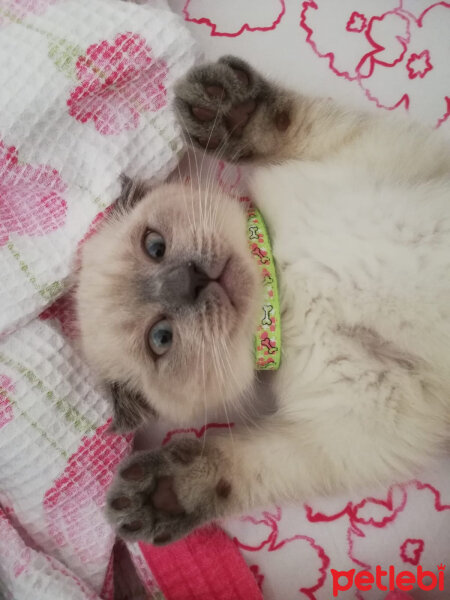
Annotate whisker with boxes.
[174,154,196,239]
[218,334,262,432]
[199,336,208,455]
[210,337,235,448]
[197,92,225,234]
[174,107,202,245]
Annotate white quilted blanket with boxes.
[0,0,197,597]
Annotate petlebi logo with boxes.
[331,563,445,597]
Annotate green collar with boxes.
[247,206,281,370]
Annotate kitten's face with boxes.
[77,183,260,426]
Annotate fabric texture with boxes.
[138,526,263,600]
[0,0,199,597]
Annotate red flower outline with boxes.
[406,49,433,79]
[183,0,286,37]
[346,11,367,33]
[400,538,425,565]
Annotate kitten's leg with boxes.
[105,427,305,545]
[174,56,363,163]
[105,421,346,545]
[106,385,442,545]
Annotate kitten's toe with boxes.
[216,55,263,100]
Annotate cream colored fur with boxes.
[78,61,450,537]
[212,109,450,508]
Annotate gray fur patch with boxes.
[114,174,151,214]
[109,381,156,433]
[339,325,418,371]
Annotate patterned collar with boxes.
[246,206,281,370]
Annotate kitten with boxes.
[76,56,450,545]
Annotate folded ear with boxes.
[107,381,156,433]
[114,174,151,213]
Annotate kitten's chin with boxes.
[141,335,257,425]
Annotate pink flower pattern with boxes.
[0,141,67,246]
[43,422,132,563]
[39,294,79,340]
[67,33,168,135]
[0,0,59,26]
[0,375,15,429]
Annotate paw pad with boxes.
[192,106,216,121]
[275,111,291,132]
[215,478,232,499]
[122,520,142,532]
[151,476,185,515]
[121,463,145,481]
[154,532,172,544]
[196,136,221,150]
[111,496,131,510]
[206,85,226,99]
[226,99,257,137]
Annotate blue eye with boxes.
[148,319,173,356]
[144,230,165,260]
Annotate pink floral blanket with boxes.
[0,0,197,597]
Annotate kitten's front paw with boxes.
[106,439,232,545]
[175,56,289,162]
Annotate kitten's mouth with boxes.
[217,258,235,307]
[204,257,238,310]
